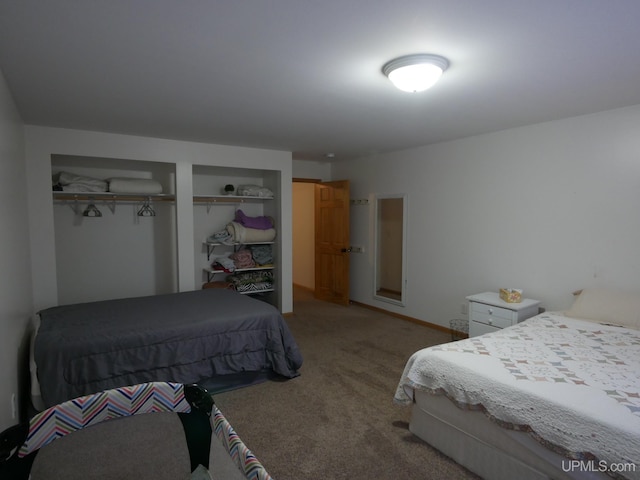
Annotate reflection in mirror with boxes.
[374,194,407,306]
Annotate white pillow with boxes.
[565,288,640,330]
[107,177,163,194]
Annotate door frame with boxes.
[292,178,320,292]
[292,178,351,305]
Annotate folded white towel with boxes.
[62,184,108,193]
[56,171,108,192]
[235,184,274,198]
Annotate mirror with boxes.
[374,194,407,306]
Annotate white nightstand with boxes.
[466,292,540,337]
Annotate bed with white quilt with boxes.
[394,289,640,480]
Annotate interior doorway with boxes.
[292,180,317,291]
[292,178,351,306]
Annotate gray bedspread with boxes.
[35,289,303,407]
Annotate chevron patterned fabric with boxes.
[212,405,273,480]
[19,382,190,457]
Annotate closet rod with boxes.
[52,192,175,202]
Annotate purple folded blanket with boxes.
[234,209,274,230]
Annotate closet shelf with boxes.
[204,241,275,247]
[53,192,175,202]
[53,193,272,203]
[203,266,274,275]
[203,265,274,284]
[238,288,274,295]
[204,241,274,260]
[193,194,273,203]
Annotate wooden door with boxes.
[314,180,350,305]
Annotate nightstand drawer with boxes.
[466,292,541,337]
[470,302,513,321]
[469,320,503,337]
[470,311,513,329]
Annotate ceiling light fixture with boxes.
[382,54,449,93]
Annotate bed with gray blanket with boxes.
[32,289,303,408]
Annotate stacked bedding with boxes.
[206,210,277,293]
[52,171,163,194]
[235,184,274,198]
[209,246,274,292]
[226,222,276,243]
[227,270,274,293]
[107,177,163,194]
[207,210,276,245]
[53,172,108,193]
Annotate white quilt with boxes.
[394,313,640,476]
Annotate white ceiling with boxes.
[1,1,640,162]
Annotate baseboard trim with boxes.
[290,286,468,339]
[293,283,315,293]
[350,300,467,339]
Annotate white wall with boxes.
[292,159,332,181]
[24,127,293,313]
[333,105,640,329]
[0,70,32,430]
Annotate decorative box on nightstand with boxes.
[466,292,540,337]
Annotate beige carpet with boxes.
[213,288,479,479]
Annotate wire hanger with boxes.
[137,197,156,217]
[82,197,102,217]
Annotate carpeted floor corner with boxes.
[213,288,479,480]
